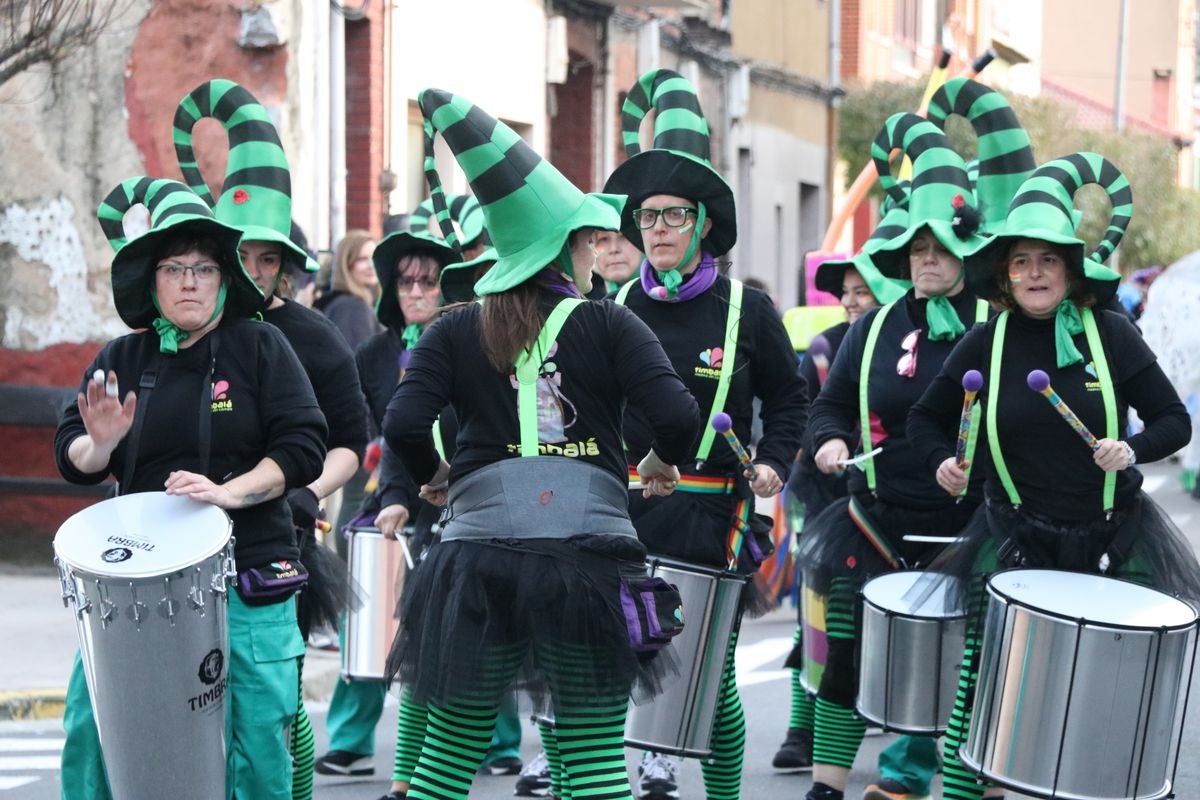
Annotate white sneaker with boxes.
[636,752,680,800]
[514,750,551,797]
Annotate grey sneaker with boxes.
[514,750,551,797]
[636,752,680,800]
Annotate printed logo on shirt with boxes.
[211,379,233,412]
[1083,361,1102,392]
[695,347,723,379]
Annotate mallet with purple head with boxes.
[955,369,983,466]
[808,334,832,386]
[711,412,756,478]
[1027,369,1100,450]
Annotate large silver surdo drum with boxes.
[858,570,965,734]
[962,569,1198,800]
[342,526,413,680]
[54,492,235,800]
[625,557,747,758]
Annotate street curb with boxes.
[0,689,67,721]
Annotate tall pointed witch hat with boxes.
[372,222,459,331]
[964,152,1130,304]
[96,177,262,328]
[867,113,987,279]
[603,68,736,256]
[172,79,313,273]
[926,78,1037,234]
[409,193,489,248]
[814,188,911,305]
[417,88,623,296]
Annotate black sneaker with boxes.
[480,755,523,775]
[313,749,374,776]
[514,750,551,796]
[374,794,405,800]
[772,727,814,771]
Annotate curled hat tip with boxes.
[710,412,733,433]
[962,369,983,392]
[1027,369,1050,391]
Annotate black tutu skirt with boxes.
[296,528,358,639]
[385,533,676,708]
[787,455,847,532]
[932,490,1200,610]
[795,492,979,594]
[628,488,775,617]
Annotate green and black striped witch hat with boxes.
[409,193,488,248]
[172,79,313,273]
[814,187,911,304]
[417,88,623,296]
[868,113,987,279]
[603,69,736,257]
[927,78,1037,234]
[96,177,262,329]
[964,152,1129,304]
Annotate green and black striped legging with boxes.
[402,641,633,800]
[811,576,869,768]
[540,631,747,800]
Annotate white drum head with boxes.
[54,492,232,579]
[862,570,964,618]
[990,569,1197,630]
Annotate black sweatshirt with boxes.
[809,289,987,509]
[799,321,849,444]
[908,308,1189,521]
[55,318,328,568]
[383,299,700,486]
[263,299,368,460]
[619,275,808,480]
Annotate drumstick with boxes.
[808,334,831,387]
[955,370,983,466]
[1027,369,1100,450]
[92,369,119,398]
[711,412,756,479]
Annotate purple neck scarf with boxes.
[640,251,718,302]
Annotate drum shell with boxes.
[54,494,234,800]
[625,558,748,758]
[799,566,827,696]
[342,528,411,680]
[858,571,965,734]
[962,571,1198,800]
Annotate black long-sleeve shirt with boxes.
[809,289,987,509]
[908,307,1189,521]
[619,275,808,480]
[54,318,327,568]
[383,299,700,486]
[263,298,368,461]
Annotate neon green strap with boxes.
[1081,307,1118,512]
[513,298,585,457]
[858,301,896,491]
[615,279,636,306]
[694,279,744,464]
[432,416,445,459]
[987,309,1117,512]
[959,299,990,490]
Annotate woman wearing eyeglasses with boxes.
[56,179,327,800]
[603,69,807,800]
[798,116,1002,800]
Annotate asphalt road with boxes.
[7,461,1200,799]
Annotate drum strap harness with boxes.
[859,298,988,493]
[987,308,1118,516]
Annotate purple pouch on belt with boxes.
[620,576,685,653]
[236,559,309,605]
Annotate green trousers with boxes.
[878,735,939,795]
[60,592,304,800]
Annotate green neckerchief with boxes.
[922,268,968,341]
[860,297,987,492]
[986,307,1117,513]
[652,202,707,300]
[606,279,620,293]
[513,298,585,457]
[401,322,422,352]
[150,283,228,354]
[1054,299,1085,368]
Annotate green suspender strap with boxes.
[858,301,896,492]
[513,298,586,457]
[987,308,1117,513]
[615,278,745,466]
[693,279,744,464]
[959,299,990,492]
[432,417,445,459]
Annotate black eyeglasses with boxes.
[631,206,696,230]
[397,275,439,294]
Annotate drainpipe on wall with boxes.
[826,0,841,227]
[330,5,347,245]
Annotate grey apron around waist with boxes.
[440,456,638,542]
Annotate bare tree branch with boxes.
[0,0,128,88]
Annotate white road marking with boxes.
[1143,475,1166,494]
[0,738,63,752]
[0,755,60,769]
[0,777,37,790]
[735,636,794,687]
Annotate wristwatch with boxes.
[1121,441,1136,468]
